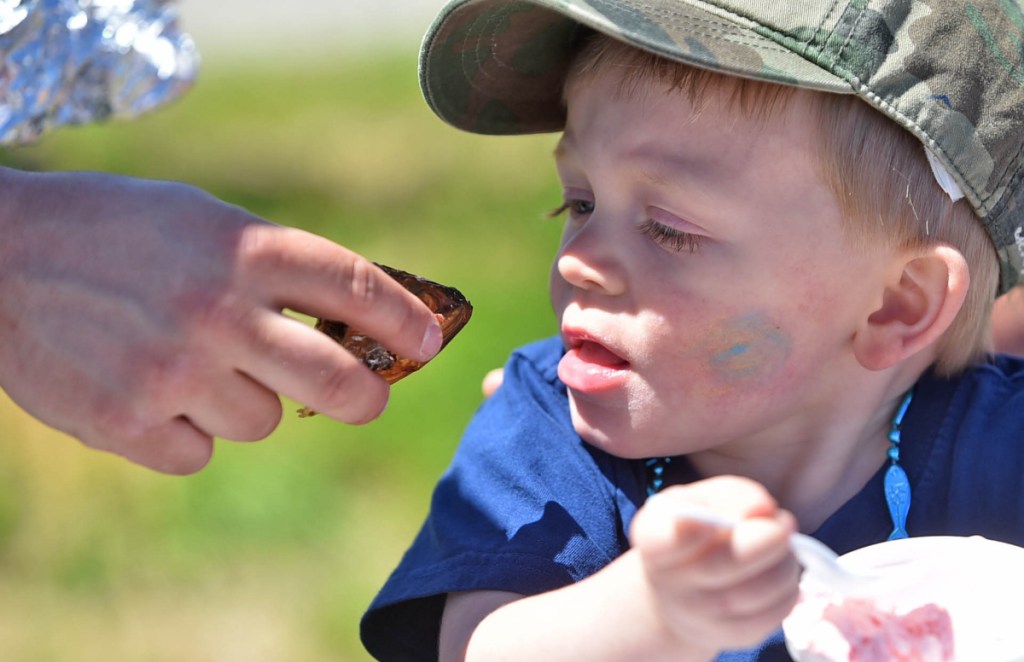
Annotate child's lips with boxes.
[573,339,629,368]
[558,333,631,393]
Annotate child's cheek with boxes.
[687,311,792,398]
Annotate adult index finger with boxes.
[232,308,395,424]
[241,225,443,362]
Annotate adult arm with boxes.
[992,285,1024,356]
[0,167,442,473]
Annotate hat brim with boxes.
[419,0,854,135]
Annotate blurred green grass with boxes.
[0,48,562,661]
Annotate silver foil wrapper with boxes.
[0,0,198,145]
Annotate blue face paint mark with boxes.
[702,312,791,384]
[718,343,751,359]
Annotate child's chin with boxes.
[569,410,650,459]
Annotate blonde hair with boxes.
[566,33,998,375]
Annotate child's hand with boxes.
[629,476,800,652]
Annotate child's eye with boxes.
[639,218,704,253]
[547,199,595,218]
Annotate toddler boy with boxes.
[362,1,1024,659]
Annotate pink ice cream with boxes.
[788,596,954,661]
[783,536,1024,662]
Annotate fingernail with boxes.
[419,321,443,361]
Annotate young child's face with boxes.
[550,64,899,460]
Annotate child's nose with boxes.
[555,222,627,295]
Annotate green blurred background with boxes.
[0,17,564,661]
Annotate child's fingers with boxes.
[630,491,725,568]
[673,475,780,521]
[693,514,798,589]
[630,477,802,649]
[690,572,801,649]
[669,523,801,648]
[695,533,802,618]
[640,475,780,525]
[630,475,784,562]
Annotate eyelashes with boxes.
[547,201,571,218]
[546,199,593,218]
[548,200,705,254]
[638,218,705,253]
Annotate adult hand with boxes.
[0,167,443,474]
[481,367,504,397]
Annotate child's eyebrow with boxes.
[554,133,727,192]
[630,152,719,190]
[637,165,672,187]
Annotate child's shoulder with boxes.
[957,353,1024,397]
[465,335,571,444]
[916,353,1024,442]
[508,335,565,375]
[492,336,567,406]
[921,353,1024,400]
[907,355,1024,544]
[988,352,1024,379]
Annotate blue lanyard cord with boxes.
[885,389,914,540]
[644,389,916,541]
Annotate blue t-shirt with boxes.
[361,336,1024,661]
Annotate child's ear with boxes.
[853,245,969,371]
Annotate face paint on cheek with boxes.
[695,312,792,394]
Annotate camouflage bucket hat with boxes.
[419,0,1024,295]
